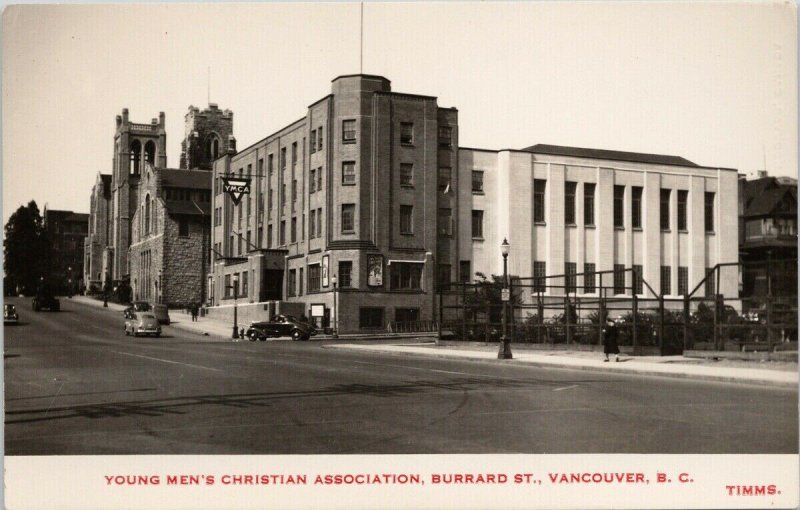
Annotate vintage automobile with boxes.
[32,287,60,312]
[4,304,19,324]
[124,312,162,337]
[123,301,152,319]
[245,314,316,342]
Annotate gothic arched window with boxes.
[145,141,156,167]
[130,140,142,175]
[144,194,151,236]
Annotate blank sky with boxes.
[3,2,796,222]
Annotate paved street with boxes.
[4,296,797,455]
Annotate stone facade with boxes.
[180,104,235,170]
[84,173,112,290]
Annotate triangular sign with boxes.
[222,177,252,206]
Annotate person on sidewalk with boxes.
[602,317,620,362]
[190,303,199,322]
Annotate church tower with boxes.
[109,109,167,282]
[179,104,234,170]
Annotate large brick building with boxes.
[42,207,89,294]
[206,74,738,332]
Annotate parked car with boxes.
[151,304,170,325]
[246,314,316,341]
[123,301,152,319]
[32,290,60,312]
[4,304,19,324]
[124,312,162,337]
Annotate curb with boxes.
[324,344,798,389]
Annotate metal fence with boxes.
[439,260,797,355]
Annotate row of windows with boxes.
[286,261,424,295]
[533,180,716,232]
[165,188,210,202]
[527,261,715,296]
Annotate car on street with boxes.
[32,291,60,312]
[124,312,162,337]
[246,314,316,341]
[4,304,19,324]
[123,301,152,319]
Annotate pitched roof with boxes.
[163,200,210,217]
[743,179,796,217]
[522,144,698,167]
[159,168,212,189]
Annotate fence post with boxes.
[437,283,443,345]
[598,296,606,347]
[565,295,572,344]
[537,292,544,344]
[683,295,690,352]
[632,293,638,352]
[713,294,720,350]
[658,297,665,355]
[766,293,773,350]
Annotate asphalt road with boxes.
[4,296,797,455]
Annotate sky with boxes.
[2,2,797,224]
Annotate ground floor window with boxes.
[308,264,321,292]
[390,262,423,290]
[359,307,385,329]
[395,308,419,323]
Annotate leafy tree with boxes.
[462,272,521,323]
[4,201,54,295]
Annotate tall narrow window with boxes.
[613,185,625,228]
[471,210,483,238]
[472,171,484,193]
[565,262,577,293]
[660,189,671,230]
[400,122,414,144]
[660,266,671,295]
[438,126,452,148]
[534,179,546,223]
[288,270,296,297]
[291,217,297,243]
[280,220,286,246]
[400,205,413,234]
[267,224,273,249]
[678,266,689,295]
[317,127,323,151]
[633,265,643,295]
[292,179,297,203]
[342,120,356,142]
[438,208,453,236]
[280,147,286,171]
[400,164,413,187]
[341,204,355,233]
[317,208,322,237]
[583,183,595,226]
[308,264,321,292]
[583,263,596,293]
[438,167,451,192]
[310,169,316,193]
[705,267,716,296]
[677,190,688,231]
[613,264,625,295]
[533,261,547,293]
[310,129,316,154]
[291,142,297,166]
[704,192,715,232]
[338,261,353,288]
[459,260,471,283]
[317,166,323,191]
[342,161,356,185]
[632,186,643,228]
[309,210,316,239]
[565,181,577,225]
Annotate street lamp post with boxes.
[331,274,339,338]
[498,238,513,359]
[231,273,239,339]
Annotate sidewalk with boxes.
[69,296,798,387]
[324,343,799,388]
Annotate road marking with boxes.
[475,402,739,416]
[553,384,579,392]
[112,351,222,372]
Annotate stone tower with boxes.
[179,104,234,170]
[110,109,167,282]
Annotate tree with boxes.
[4,201,54,295]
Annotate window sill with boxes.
[565,223,577,228]
[400,184,415,189]
[705,231,716,235]
[400,142,414,147]
[678,229,689,234]
[661,229,671,233]
[341,182,356,186]
[342,140,356,145]
[534,221,546,226]
[584,224,596,229]
[341,230,355,235]
[632,227,643,232]
[614,226,625,231]
[472,190,484,195]
[472,237,484,241]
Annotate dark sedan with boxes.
[246,314,316,342]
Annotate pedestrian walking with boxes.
[191,303,199,322]
[602,317,620,362]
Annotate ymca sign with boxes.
[221,177,252,206]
